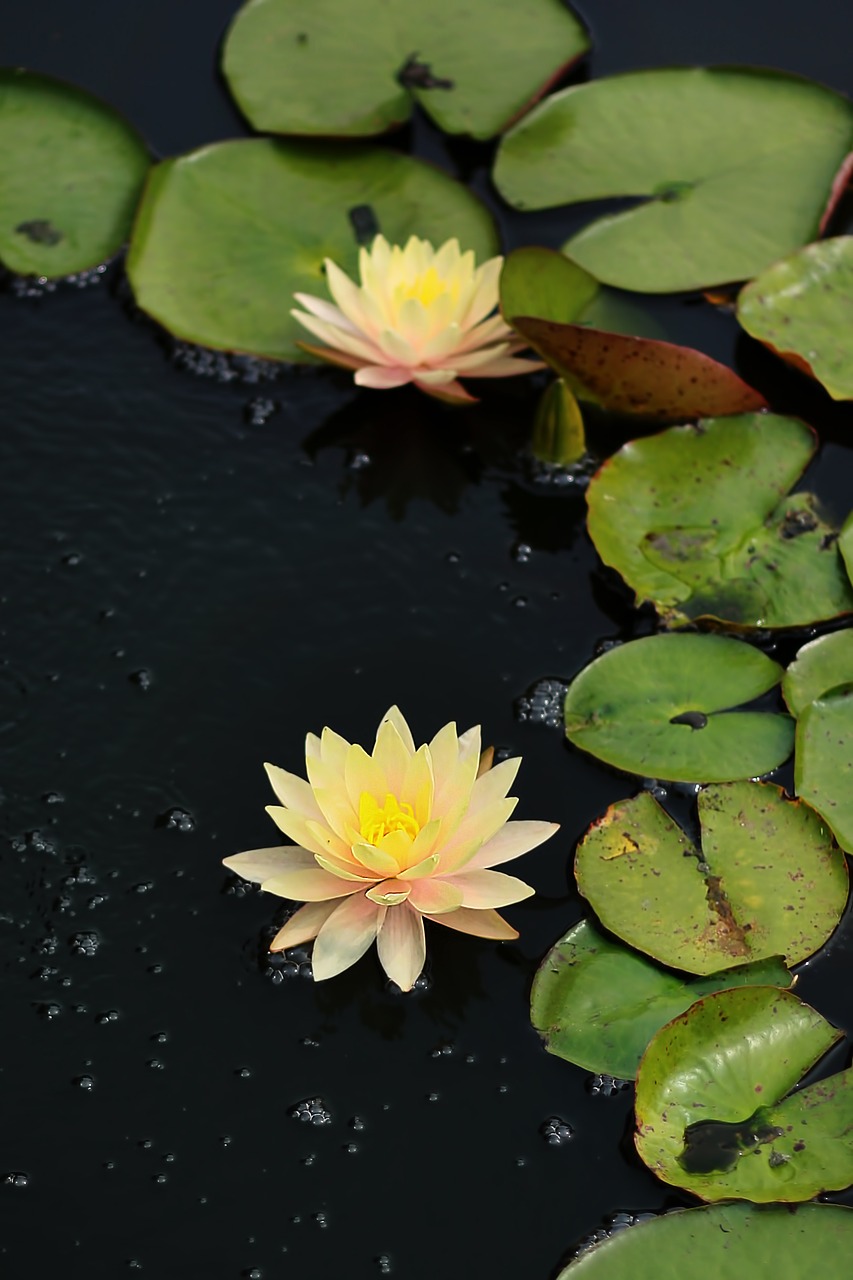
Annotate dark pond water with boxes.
[2,2,853,1276]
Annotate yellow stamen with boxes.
[359,792,420,845]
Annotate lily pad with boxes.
[500,247,599,326]
[738,238,853,400]
[556,1202,853,1280]
[635,986,853,1201]
[222,0,589,141]
[841,512,853,585]
[531,918,791,1079]
[783,634,853,853]
[126,139,497,361]
[575,783,847,975]
[493,68,853,292]
[0,68,149,277]
[784,631,853,716]
[586,414,853,629]
[563,633,793,782]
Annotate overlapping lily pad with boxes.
[738,238,853,400]
[222,0,589,140]
[784,632,853,853]
[557,1202,853,1279]
[494,68,853,292]
[0,68,149,277]
[575,783,846,975]
[563,634,793,782]
[531,919,791,1078]
[126,139,497,361]
[635,986,853,1201]
[585,414,853,629]
[841,511,853,585]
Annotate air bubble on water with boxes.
[540,1116,574,1146]
[74,1074,95,1090]
[571,1211,658,1258]
[512,542,532,563]
[36,1001,62,1019]
[147,1059,165,1070]
[349,1116,365,1131]
[587,1074,632,1099]
[348,451,371,471]
[152,1173,167,1185]
[96,1010,119,1025]
[129,669,153,691]
[313,1213,329,1229]
[342,1142,359,1154]
[42,791,65,805]
[290,1097,332,1126]
[426,1092,440,1103]
[61,551,83,568]
[376,1255,393,1274]
[244,396,278,426]
[4,1172,29,1188]
[69,931,99,957]
[235,1066,252,1079]
[156,806,195,833]
[170,342,281,385]
[515,679,568,728]
[13,829,58,856]
[429,1041,454,1059]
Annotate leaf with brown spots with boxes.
[509,316,767,421]
[574,782,847,975]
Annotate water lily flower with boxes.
[223,707,559,991]
[291,235,544,404]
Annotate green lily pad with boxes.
[738,238,853,400]
[222,0,589,141]
[493,68,853,293]
[635,986,853,1201]
[556,1202,853,1280]
[531,918,791,1079]
[500,246,599,326]
[563,634,793,782]
[841,511,853,585]
[575,783,847,975]
[126,139,497,362]
[0,68,149,277]
[586,414,853,629]
[784,633,853,852]
[784,631,853,716]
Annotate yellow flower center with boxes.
[399,266,458,309]
[359,792,420,845]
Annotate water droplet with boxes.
[156,806,195,833]
[290,1097,332,1126]
[69,931,99,957]
[74,1074,95,1091]
[512,542,532,563]
[587,1074,632,1099]
[4,1172,29,1188]
[540,1116,573,1146]
[515,678,567,728]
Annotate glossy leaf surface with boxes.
[531,919,791,1078]
[563,634,793,782]
[126,139,497,361]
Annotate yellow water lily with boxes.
[291,235,544,404]
[223,707,559,990]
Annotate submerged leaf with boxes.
[494,67,853,292]
[574,783,847,975]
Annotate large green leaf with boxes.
[563,634,793,782]
[500,247,599,325]
[635,986,853,1201]
[531,919,791,1079]
[557,1203,853,1280]
[585,414,853,629]
[0,68,149,277]
[126,139,497,362]
[494,68,853,292]
[738,238,853,400]
[222,0,589,141]
[575,783,847,975]
[784,632,853,853]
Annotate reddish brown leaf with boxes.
[510,316,768,421]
